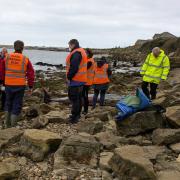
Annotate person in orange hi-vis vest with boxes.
[66,39,87,124]
[92,56,112,109]
[0,40,35,128]
[82,48,95,115]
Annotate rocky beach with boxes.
[0,32,180,180]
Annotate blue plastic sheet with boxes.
[116,88,151,121]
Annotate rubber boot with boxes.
[4,112,11,128]
[10,114,19,127]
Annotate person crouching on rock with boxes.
[0,40,35,128]
[92,56,112,109]
[66,39,87,124]
[82,48,95,115]
[140,47,170,100]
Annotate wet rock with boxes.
[152,128,180,145]
[0,158,20,179]
[95,131,122,150]
[20,129,62,161]
[77,118,103,135]
[166,106,180,127]
[0,128,23,149]
[54,133,101,169]
[116,111,165,136]
[32,116,49,129]
[99,152,113,171]
[44,111,68,123]
[157,170,180,180]
[170,143,180,153]
[109,145,156,179]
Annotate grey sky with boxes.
[0,0,179,48]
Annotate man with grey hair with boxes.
[140,47,170,100]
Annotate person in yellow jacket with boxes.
[140,47,170,100]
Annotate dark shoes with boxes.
[68,115,80,124]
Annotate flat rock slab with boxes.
[0,128,23,149]
[77,118,103,135]
[109,145,162,179]
[170,143,180,153]
[54,133,101,169]
[0,159,20,179]
[20,129,62,162]
[99,152,113,171]
[166,106,180,127]
[44,111,68,123]
[157,170,180,180]
[116,111,165,136]
[152,128,180,145]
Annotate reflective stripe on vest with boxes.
[66,48,87,82]
[145,55,167,68]
[6,54,26,74]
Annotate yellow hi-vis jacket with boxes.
[140,50,170,84]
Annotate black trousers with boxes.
[93,89,106,107]
[1,91,6,111]
[68,86,83,119]
[142,81,158,100]
[82,85,90,113]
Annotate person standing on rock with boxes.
[92,56,112,109]
[140,47,170,100]
[66,39,87,123]
[0,47,8,111]
[82,48,95,115]
[0,40,35,128]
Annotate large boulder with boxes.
[109,145,158,179]
[54,133,101,169]
[152,128,180,145]
[19,129,62,161]
[0,128,23,149]
[116,111,165,136]
[166,106,180,127]
[153,32,177,40]
[76,118,103,135]
[0,158,20,179]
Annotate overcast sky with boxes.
[0,0,179,48]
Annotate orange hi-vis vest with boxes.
[86,58,95,86]
[93,63,110,84]
[5,53,28,86]
[66,48,87,83]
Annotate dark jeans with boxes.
[93,89,106,107]
[82,85,90,113]
[68,86,83,120]
[1,91,6,110]
[5,86,25,115]
[142,81,158,100]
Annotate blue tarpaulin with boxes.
[116,88,151,121]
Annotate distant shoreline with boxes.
[0,45,111,54]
